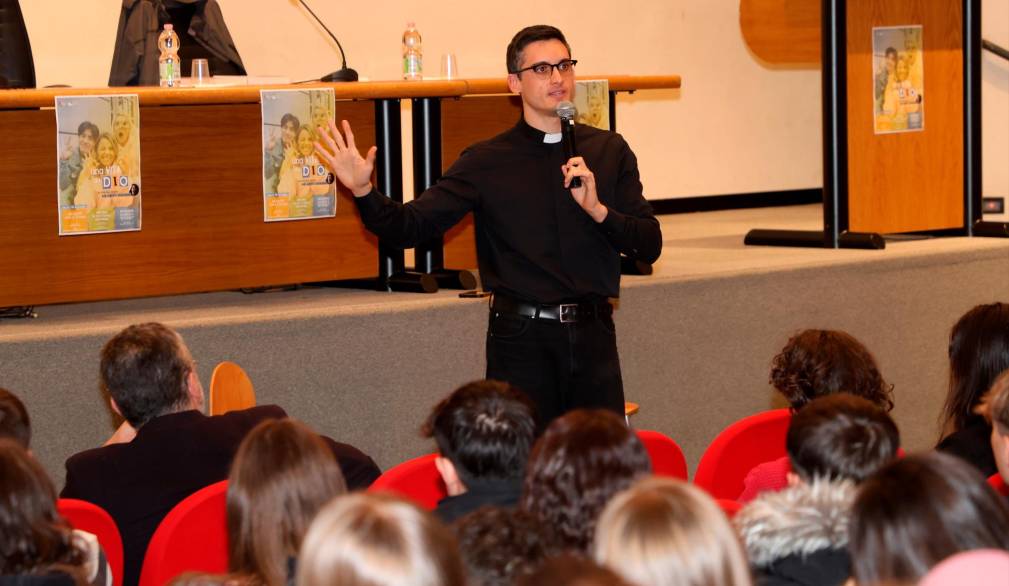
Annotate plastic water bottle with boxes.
[158,24,180,87]
[402,22,422,80]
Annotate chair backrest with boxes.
[716,498,743,518]
[989,473,1009,497]
[367,454,446,510]
[635,430,688,480]
[138,480,229,586]
[694,409,792,500]
[56,499,124,586]
[209,361,256,416]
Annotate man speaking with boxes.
[317,25,661,427]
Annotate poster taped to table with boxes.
[872,25,924,134]
[574,80,610,131]
[261,88,338,222]
[55,94,142,236]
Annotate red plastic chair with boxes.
[635,430,688,479]
[716,498,743,518]
[57,499,124,586]
[138,480,229,586]
[989,473,1009,497]
[694,409,792,500]
[368,454,447,510]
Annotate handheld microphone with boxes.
[556,101,581,188]
[291,0,359,82]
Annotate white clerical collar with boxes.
[543,132,562,144]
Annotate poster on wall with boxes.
[261,88,338,222]
[872,25,924,134]
[574,80,610,131]
[55,95,142,236]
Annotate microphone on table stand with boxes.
[290,0,359,82]
[556,101,581,188]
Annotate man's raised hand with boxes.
[315,119,378,197]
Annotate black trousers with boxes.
[485,309,625,429]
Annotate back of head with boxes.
[517,555,632,586]
[521,409,651,552]
[770,329,893,411]
[943,303,1009,433]
[100,322,195,428]
[0,387,30,448]
[422,380,535,485]
[787,394,900,483]
[0,439,84,577]
[850,451,1009,584]
[227,418,346,586]
[296,493,464,586]
[454,506,557,586]
[594,477,753,586]
[506,25,571,74]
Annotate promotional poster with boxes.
[575,80,610,131]
[55,95,142,235]
[261,88,337,222]
[872,26,924,134]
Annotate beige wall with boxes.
[982,0,1008,220]
[18,0,1007,204]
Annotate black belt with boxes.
[490,294,612,323]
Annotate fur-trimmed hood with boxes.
[734,478,855,567]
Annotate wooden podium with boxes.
[741,0,1005,248]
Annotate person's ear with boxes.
[507,73,522,94]
[109,397,123,417]
[786,471,803,487]
[434,456,466,496]
[187,368,205,411]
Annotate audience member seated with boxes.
[517,555,632,586]
[735,394,900,586]
[421,380,536,523]
[227,418,347,586]
[453,506,557,586]
[594,476,753,586]
[917,549,1009,586]
[937,302,1009,477]
[296,492,465,586]
[739,329,894,501]
[0,439,109,586]
[982,369,1009,489]
[521,409,651,553]
[849,451,1009,585]
[0,387,31,448]
[60,322,380,586]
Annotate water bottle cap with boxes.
[164,23,174,30]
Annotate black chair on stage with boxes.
[0,0,35,89]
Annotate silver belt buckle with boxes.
[559,304,578,323]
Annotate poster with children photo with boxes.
[872,26,924,134]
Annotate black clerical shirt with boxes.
[354,118,661,304]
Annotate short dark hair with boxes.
[422,380,535,485]
[454,506,557,586]
[787,394,899,483]
[521,409,651,552]
[77,120,99,140]
[517,554,631,586]
[280,113,300,129]
[100,322,195,428]
[0,388,30,448]
[941,302,1009,434]
[770,329,894,412]
[506,25,571,74]
[850,452,1009,584]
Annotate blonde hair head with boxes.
[593,477,753,586]
[296,493,464,586]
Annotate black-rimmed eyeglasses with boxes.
[511,59,578,78]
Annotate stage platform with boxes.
[2,204,1007,486]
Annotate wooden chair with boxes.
[208,361,256,416]
[57,499,124,586]
[138,480,229,586]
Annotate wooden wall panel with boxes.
[846,0,964,233]
[0,100,378,307]
[740,0,821,65]
[439,95,523,270]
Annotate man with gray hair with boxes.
[61,322,379,586]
